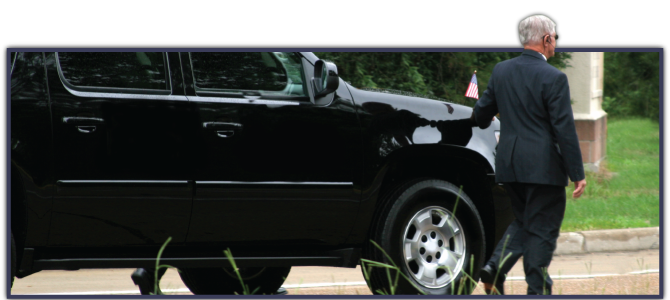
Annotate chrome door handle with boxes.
[216,130,235,138]
[63,117,103,134]
[202,122,243,130]
[63,117,104,124]
[203,122,242,138]
[77,126,97,133]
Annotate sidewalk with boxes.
[555,227,659,255]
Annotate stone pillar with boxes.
[563,52,607,172]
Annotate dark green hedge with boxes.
[603,52,660,121]
[313,51,570,107]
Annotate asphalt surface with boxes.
[11,249,659,296]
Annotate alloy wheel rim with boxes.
[402,205,466,288]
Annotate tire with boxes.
[178,266,291,295]
[11,233,16,288]
[362,179,485,295]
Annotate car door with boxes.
[46,52,197,247]
[182,52,361,247]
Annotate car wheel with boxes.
[11,233,16,288]
[178,266,290,295]
[363,179,485,295]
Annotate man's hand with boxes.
[469,110,496,127]
[572,179,587,198]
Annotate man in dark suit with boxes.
[472,15,587,295]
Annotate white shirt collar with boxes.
[538,52,547,61]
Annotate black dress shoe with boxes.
[275,287,288,295]
[480,264,505,295]
[131,268,160,295]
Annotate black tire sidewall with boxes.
[179,266,290,295]
[379,180,485,295]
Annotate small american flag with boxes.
[464,72,479,99]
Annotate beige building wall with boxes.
[563,52,607,172]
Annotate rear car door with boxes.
[46,52,197,247]
[183,52,361,247]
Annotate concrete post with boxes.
[562,52,607,172]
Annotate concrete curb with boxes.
[555,227,659,255]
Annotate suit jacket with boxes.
[474,50,585,186]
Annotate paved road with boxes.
[11,249,659,295]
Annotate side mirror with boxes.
[312,60,339,98]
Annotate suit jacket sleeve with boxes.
[473,72,498,129]
[547,72,586,182]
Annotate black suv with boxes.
[10,51,513,295]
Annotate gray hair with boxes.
[518,15,556,45]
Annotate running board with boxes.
[32,249,361,271]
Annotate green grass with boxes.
[561,118,660,232]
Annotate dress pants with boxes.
[485,182,566,295]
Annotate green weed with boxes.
[151,237,178,295]
[360,240,426,295]
[223,248,260,295]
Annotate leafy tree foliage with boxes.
[58,52,168,90]
[314,51,571,107]
[602,52,659,121]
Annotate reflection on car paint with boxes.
[360,101,476,158]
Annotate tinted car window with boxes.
[58,52,169,90]
[191,52,307,97]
